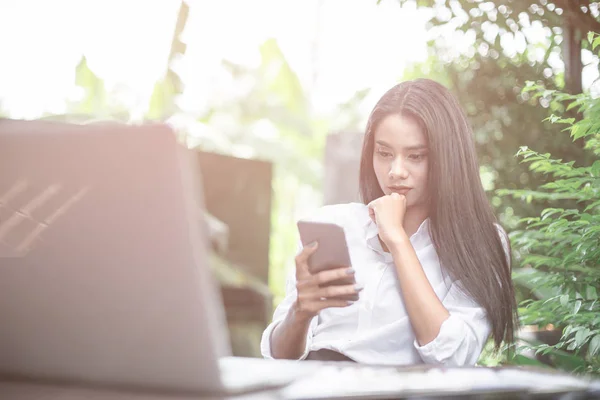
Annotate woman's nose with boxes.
[389,158,409,180]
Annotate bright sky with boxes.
[0,0,430,119]
[0,0,597,120]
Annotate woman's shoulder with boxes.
[298,202,368,227]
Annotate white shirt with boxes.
[261,203,508,366]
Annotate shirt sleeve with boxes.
[413,282,491,366]
[413,225,510,366]
[260,245,318,360]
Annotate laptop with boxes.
[0,119,311,395]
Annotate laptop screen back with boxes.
[0,119,230,392]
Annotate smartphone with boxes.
[296,220,355,287]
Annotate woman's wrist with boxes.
[388,232,413,264]
[271,301,313,360]
[290,300,316,324]
[385,228,410,251]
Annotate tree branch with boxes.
[554,0,600,34]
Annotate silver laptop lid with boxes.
[0,119,231,392]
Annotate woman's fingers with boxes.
[318,298,355,309]
[294,255,362,314]
[298,280,362,300]
[295,242,319,279]
[296,281,360,315]
[317,283,363,299]
[314,266,354,286]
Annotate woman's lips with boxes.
[388,187,412,195]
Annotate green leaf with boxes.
[567,98,585,112]
[574,328,589,347]
[588,31,595,45]
[541,208,564,220]
[259,38,307,116]
[573,300,582,315]
[593,35,600,50]
[510,354,548,367]
[146,75,176,120]
[522,82,538,93]
[563,325,575,339]
[517,146,530,155]
[584,200,600,212]
[551,351,589,371]
[589,335,600,357]
[586,286,598,300]
[571,125,584,140]
[560,295,569,307]
[591,161,600,177]
[73,56,108,115]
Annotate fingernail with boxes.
[308,241,318,248]
[354,284,364,291]
[346,267,355,275]
[346,301,355,306]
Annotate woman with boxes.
[260,79,517,366]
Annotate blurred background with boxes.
[1,0,599,375]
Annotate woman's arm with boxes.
[268,303,314,359]
[262,243,360,360]
[368,193,449,345]
[368,193,493,366]
[388,233,450,346]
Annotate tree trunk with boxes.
[562,13,583,95]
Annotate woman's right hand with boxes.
[292,242,362,320]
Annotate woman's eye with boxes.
[377,149,392,158]
[409,153,426,161]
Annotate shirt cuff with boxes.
[260,316,318,360]
[413,315,468,366]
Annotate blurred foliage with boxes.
[45,2,189,124]
[147,0,188,121]
[197,39,370,303]
[493,79,600,375]
[198,38,331,304]
[396,0,599,230]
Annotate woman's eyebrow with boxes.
[375,140,428,151]
[404,145,428,151]
[375,140,392,148]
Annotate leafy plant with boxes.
[390,0,599,232]
[495,75,600,375]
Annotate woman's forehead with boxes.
[374,114,427,149]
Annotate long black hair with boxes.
[359,79,517,348]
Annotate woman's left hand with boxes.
[368,193,407,246]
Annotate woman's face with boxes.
[372,113,429,209]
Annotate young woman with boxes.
[260,79,517,366]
